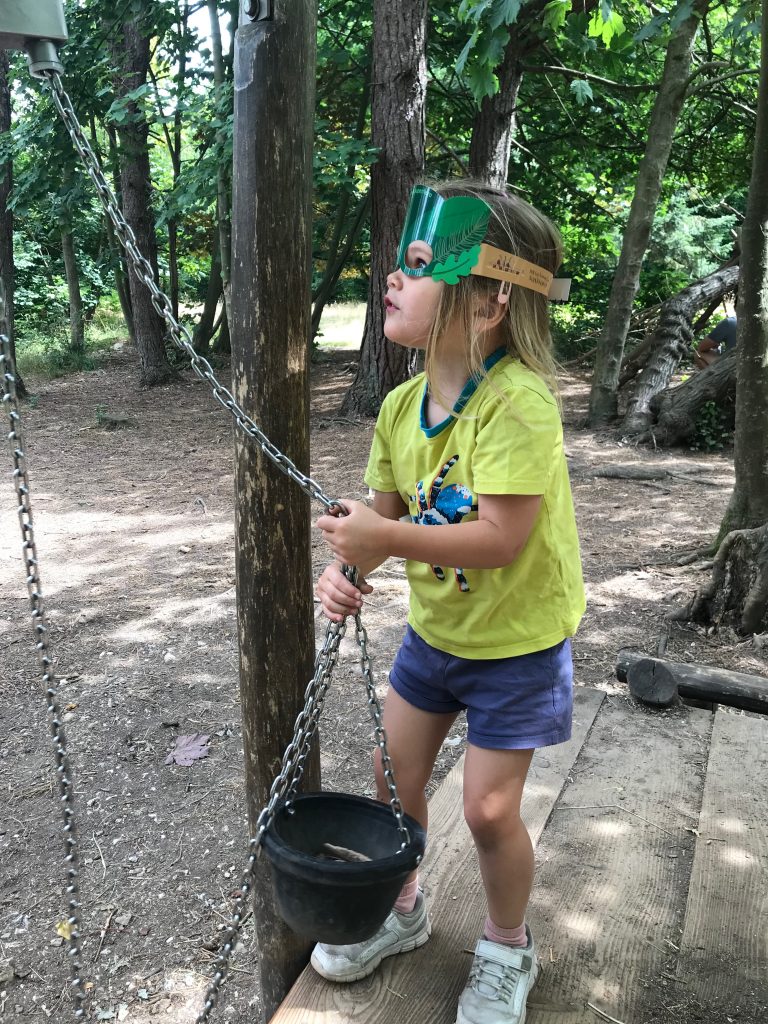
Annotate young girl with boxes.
[312,180,585,1024]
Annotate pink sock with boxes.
[484,916,528,948]
[393,878,419,914]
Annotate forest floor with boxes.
[1,335,765,1023]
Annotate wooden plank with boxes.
[268,687,605,1023]
[527,698,713,1024]
[675,709,768,1021]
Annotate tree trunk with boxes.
[649,346,736,446]
[105,124,135,341]
[686,0,768,635]
[208,0,232,331]
[621,263,739,434]
[109,9,174,386]
[192,236,223,353]
[0,51,24,396]
[687,524,768,635]
[723,28,768,534]
[619,289,731,388]
[340,0,427,417]
[61,229,85,353]
[170,2,189,321]
[231,3,318,1016]
[212,302,230,355]
[468,28,524,187]
[87,115,134,342]
[588,0,705,425]
[311,72,371,341]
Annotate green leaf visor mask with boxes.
[396,186,570,301]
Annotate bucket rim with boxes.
[260,791,425,879]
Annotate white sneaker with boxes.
[310,890,431,983]
[456,929,539,1024]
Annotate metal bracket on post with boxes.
[0,0,68,77]
[246,1,274,21]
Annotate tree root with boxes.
[684,524,768,635]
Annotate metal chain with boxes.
[45,72,337,513]
[1,331,87,1019]
[1,71,414,1021]
[42,62,410,840]
[197,592,410,1021]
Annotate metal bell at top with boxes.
[0,0,68,78]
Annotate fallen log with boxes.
[588,464,727,487]
[616,648,768,714]
[620,262,739,436]
[648,346,737,446]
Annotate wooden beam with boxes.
[230,2,318,1020]
[617,648,768,714]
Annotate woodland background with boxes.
[1,4,767,1021]
[0,0,767,632]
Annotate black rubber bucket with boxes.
[261,792,426,944]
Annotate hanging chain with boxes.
[45,72,338,513]
[197,581,411,1023]
[41,64,409,838]
[1,329,87,1019]
[0,71,415,1021]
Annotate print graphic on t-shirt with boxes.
[410,455,476,593]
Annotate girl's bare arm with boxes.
[317,493,542,572]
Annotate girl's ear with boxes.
[473,289,508,332]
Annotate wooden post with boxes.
[230,2,318,1020]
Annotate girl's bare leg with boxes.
[374,688,458,882]
[463,745,535,928]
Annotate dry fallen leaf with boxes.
[55,920,73,940]
[164,733,210,767]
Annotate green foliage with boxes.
[551,303,603,361]
[15,293,125,379]
[569,79,594,105]
[2,0,761,387]
[642,193,739,301]
[690,400,734,452]
[588,7,626,47]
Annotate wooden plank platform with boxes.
[527,697,712,1023]
[268,692,768,1024]
[676,709,768,1022]
[268,687,605,1023]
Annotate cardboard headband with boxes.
[396,186,571,303]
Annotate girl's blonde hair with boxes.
[421,179,562,407]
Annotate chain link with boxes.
[1,333,87,1018]
[0,71,415,1021]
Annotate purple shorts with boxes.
[389,626,573,750]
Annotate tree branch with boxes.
[426,127,469,175]
[687,66,759,97]
[521,63,658,92]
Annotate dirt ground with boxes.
[1,344,765,1023]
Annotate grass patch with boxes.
[15,297,130,379]
[316,302,366,349]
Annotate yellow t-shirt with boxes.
[364,351,585,659]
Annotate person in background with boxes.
[694,315,737,369]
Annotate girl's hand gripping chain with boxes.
[315,501,384,622]
[315,563,372,622]
[317,500,391,569]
